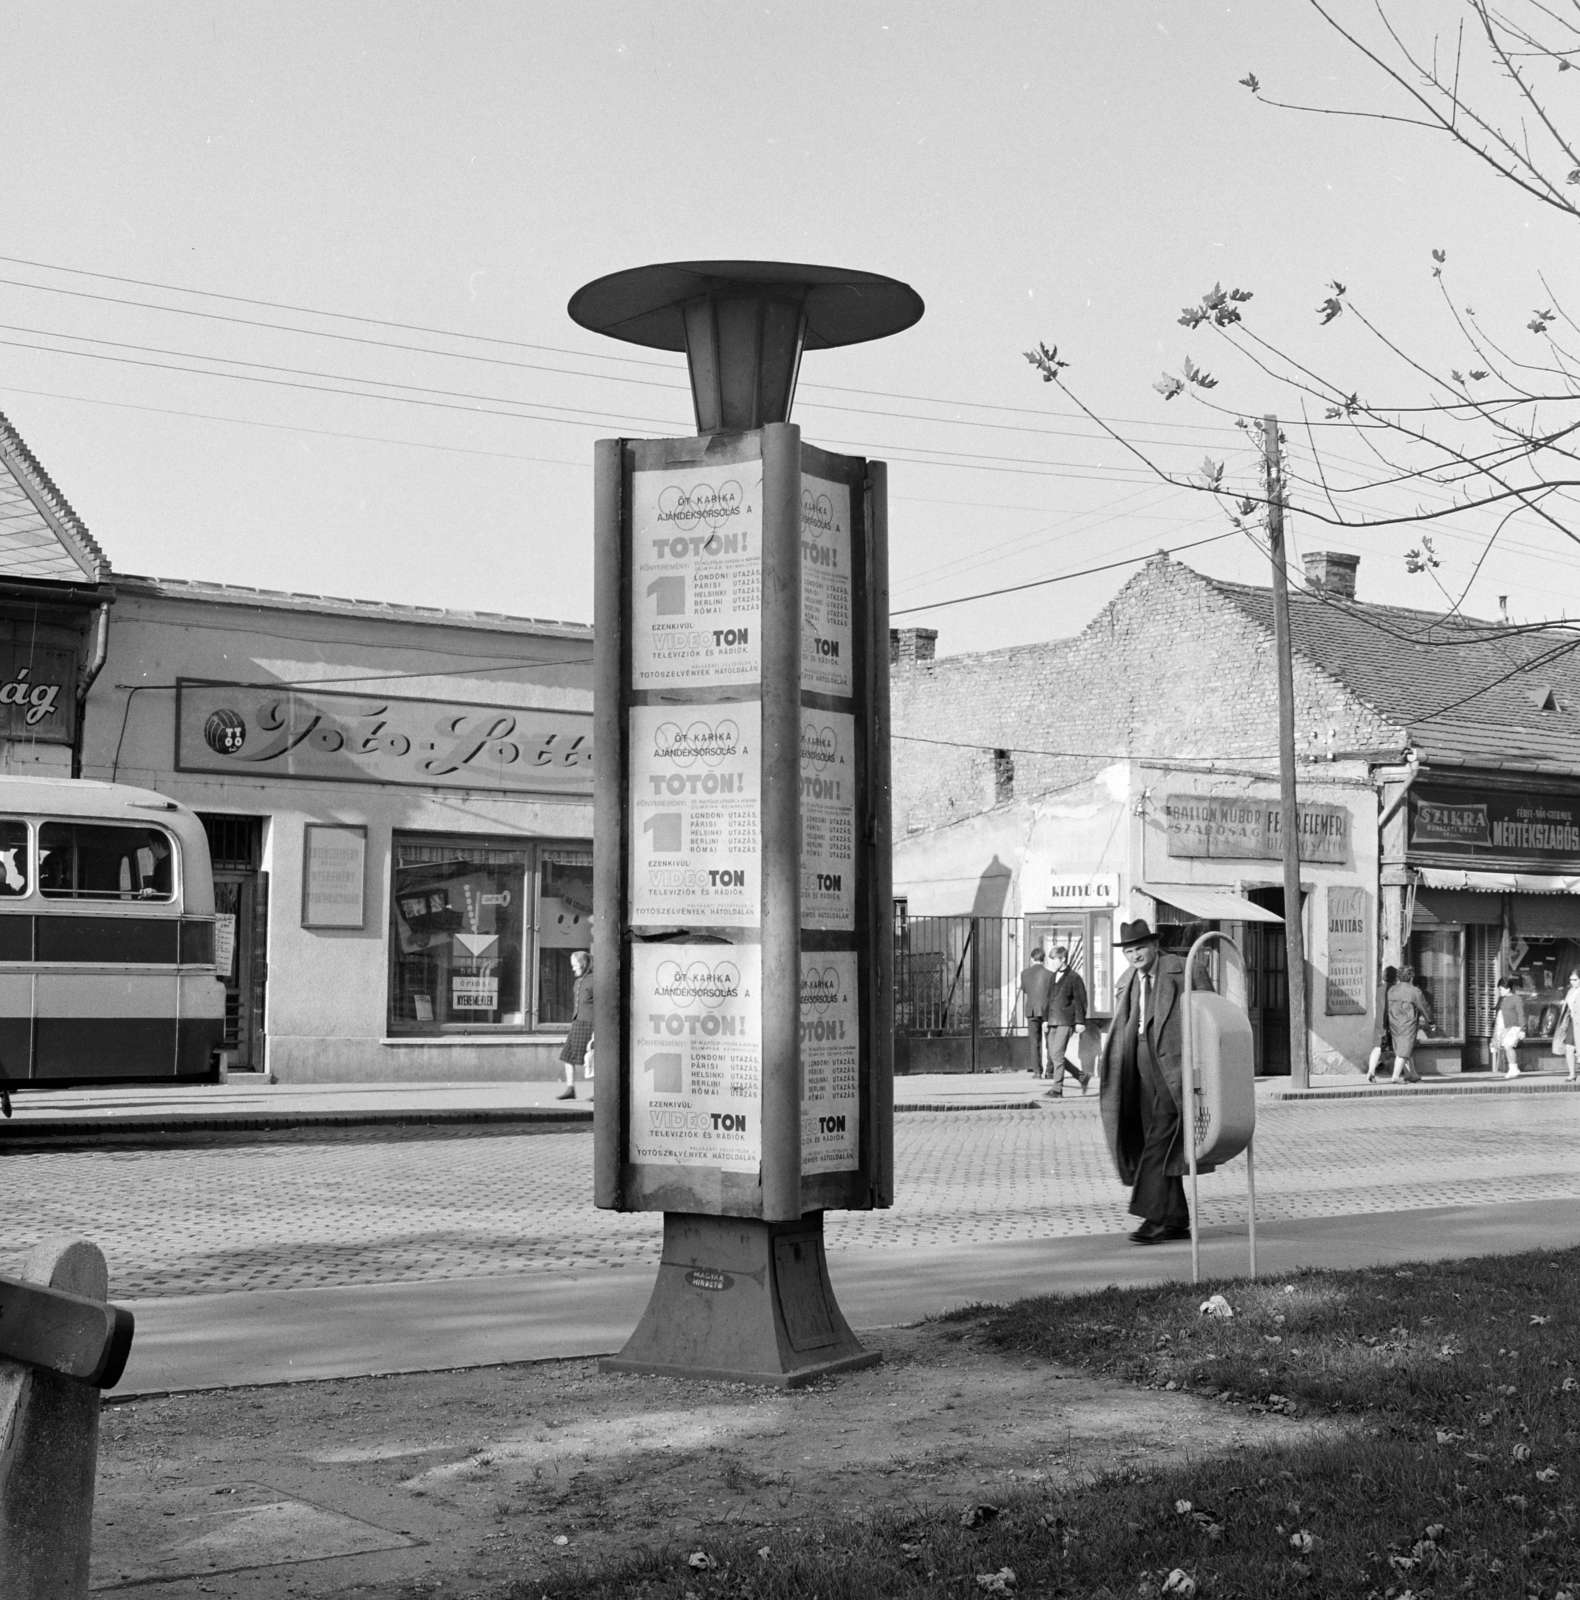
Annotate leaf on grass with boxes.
[1537,1466,1560,1483]
[1289,1530,1322,1555]
[1435,1430,1464,1444]
[1530,1314,1550,1325]
[1512,1443,1533,1462]
[1163,1571,1197,1597]
[687,1551,716,1570]
[961,1504,1002,1529]
[975,1568,1018,1594]
[1503,1494,1528,1509]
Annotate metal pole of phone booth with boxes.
[1246,1138,1258,1279]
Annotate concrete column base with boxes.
[601,1212,879,1388]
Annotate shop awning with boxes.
[1415,867,1580,894]
[1142,884,1284,924]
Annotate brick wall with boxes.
[890,555,1400,836]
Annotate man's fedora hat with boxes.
[1114,919,1161,948]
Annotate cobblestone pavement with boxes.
[3,1093,1577,1298]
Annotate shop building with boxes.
[0,413,114,777]
[79,577,593,1083]
[891,549,1580,1075]
[1,407,594,1086]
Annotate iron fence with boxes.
[893,912,1024,1048]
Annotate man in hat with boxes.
[1099,919,1192,1244]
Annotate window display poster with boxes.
[1325,885,1368,1016]
[301,824,366,928]
[629,703,760,926]
[213,913,237,979]
[629,943,761,1172]
[631,457,763,690]
[800,473,853,696]
[800,710,856,930]
[800,951,860,1173]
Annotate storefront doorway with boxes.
[200,815,268,1072]
[1245,885,1291,1076]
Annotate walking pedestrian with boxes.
[1365,964,1398,1083]
[557,950,593,1100]
[1386,964,1431,1083]
[1553,970,1580,1083]
[1492,975,1526,1078]
[1099,920,1193,1245]
[1044,945,1091,1094]
[1018,947,1053,1076]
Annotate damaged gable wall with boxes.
[891,555,1401,835]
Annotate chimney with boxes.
[890,627,938,666]
[1302,550,1359,601]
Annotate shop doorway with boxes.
[1244,885,1294,1076]
[200,815,268,1072]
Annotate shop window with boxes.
[1409,927,1464,1041]
[38,822,175,901]
[388,835,591,1034]
[0,819,28,895]
[1023,909,1114,1015]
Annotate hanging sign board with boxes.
[1409,785,1580,868]
[1165,794,1350,865]
[301,824,366,929]
[1324,885,1368,1017]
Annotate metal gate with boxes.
[893,910,1023,1072]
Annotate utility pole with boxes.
[1264,414,1310,1089]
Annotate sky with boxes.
[2,1,1577,658]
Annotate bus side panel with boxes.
[34,972,179,1079]
[177,972,225,1078]
[0,972,31,1081]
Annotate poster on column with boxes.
[800,710,856,930]
[629,943,761,1171]
[629,704,760,926]
[800,473,853,696]
[631,456,762,690]
[800,951,860,1173]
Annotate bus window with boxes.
[0,820,27,895]
[38,823,176,902]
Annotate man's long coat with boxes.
[1099,950,1190,1184]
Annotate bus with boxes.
[0,776,226,1102]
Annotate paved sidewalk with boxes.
[115,1197,1580,1397]
[0,1071,1061,1138]
[3,1065,1573,1141]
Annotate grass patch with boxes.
[515,1246,1580,1599]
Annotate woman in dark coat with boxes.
[557,950,593,1101]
